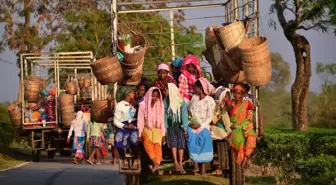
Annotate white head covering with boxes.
[167,83,183,116]
[218,88,231,103]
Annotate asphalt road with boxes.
[0,158,124,185]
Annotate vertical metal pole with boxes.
[112,1,118,102]
[225,4,229,23]
[54,54,58,126]
[230,2,234,22]
[20,55,25,124]
[170,9,176,61]
[74,68,77,103]
[254,0,260,136]
[234,0,239,20]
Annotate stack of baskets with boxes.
[239,37,272,86]
[25,76,41,102]
[59,94,75,127]
[118,34,147,86]
[7,104,22,128]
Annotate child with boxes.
[86,119,104,165]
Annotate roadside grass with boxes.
[0,141,32,170]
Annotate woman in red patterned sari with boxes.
[154,63,176,97]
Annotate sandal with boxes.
[87,160,93,165]
[174,163,181,171]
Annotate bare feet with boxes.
[131,160,139,170]
[151,164,159,173]
[121,160,129,169]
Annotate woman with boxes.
[67,111,88,164]
[225,83,256,168]
[171,58,183,84]
[178,55,202,105]
[137,87,165,173]
[113,86,139,170]
[187,77,216,176]
[87,119,104,165]
[153,63,176,95]
[100,130,109,164]
[163,83,188,174]
[136,81,149,104]
[211,87,232,140]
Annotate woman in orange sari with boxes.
[225,83,256,168]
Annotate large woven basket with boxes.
[221,50,245,84]
[120,56,144,70]
[60,94,75,113]
[205,27,217,49]
[25,79,40,102]
[239,37,270,64]
[8,107,22,128]
[214,21,245,51]
[243,56,272,86]
[64,81,77,95]
[117,34,148,65]
[92,100,113,123]
[90,56,123,85]
[119,58,144,86]
[78,78,85,89]
[62,113,75,127]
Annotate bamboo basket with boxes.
[25,79,40,102]
[239,37,270,64]
[243,56,272,86]
[214,21,245,51]
[62,113,75,127]
[8,105,22,128]
[90,56,123,85]
[40,79,47,90]
[60,94,75,112]
[84,78,91,87]
[117,34,148,64]
[64,81,78,95]
[91,100,113,123]
[119,58,144,86]
[120,57,144,69]
[205,26,217,48]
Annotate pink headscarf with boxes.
[137,87,165,136]
[158,63,170,71]
[180,55,202,85]
[198,77,215,95]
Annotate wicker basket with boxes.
[205,27,217,48]
[202,48,224,82]
[120,57,144,70]
[243,56,272,86]
[92,100,113,123]
[64,81,78,95]
[60,94,75,112]
[117,34,148,64]
[8,107,22,128]
[84,78,91,87]
[62,113,75,127]
[239,37,270,64]
[221,50,245,84]
[214,21,245,51]
[90,56,123,85]
[25,79,40,102]
[119,58,144,86]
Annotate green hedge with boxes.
[0,121,15,147]
[256,128,336,184]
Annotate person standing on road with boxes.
[67,111,88,164]
[86,119,104,165]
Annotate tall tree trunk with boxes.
[290,34,311,131]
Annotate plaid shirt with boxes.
[178,74,196,100]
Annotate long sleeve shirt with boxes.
[164,98,189,132]
[67,120,88,138]
[87,121,103,137]
[188,95,216,130]
[113,100,137,129]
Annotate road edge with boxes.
[0,162,30,172]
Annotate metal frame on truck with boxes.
[19,51,108,161]
[111,1,260,185]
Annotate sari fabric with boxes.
[228,100,256,165]
[72,136,86,159]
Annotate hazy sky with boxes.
[0,1,335,102]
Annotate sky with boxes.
[0,0,335,103]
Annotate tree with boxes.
[53,1,204,80]
[269,0,336,131]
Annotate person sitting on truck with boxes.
[86,119,104,165]
[187,77,216,176]
[137,87,165,173]
[113,86,139,170]
[178,55,202,105]
[154,63,176,97]
[210,87,232,140]
[171,58,183,84]
[67,110,88,164]
[163,83,188,174]
[225,83,257,168]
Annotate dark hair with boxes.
[152,89,161,97]
[195,80,205,94]
[244,84,251,92]
[137,82,149,91]
[233,83,247,92]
